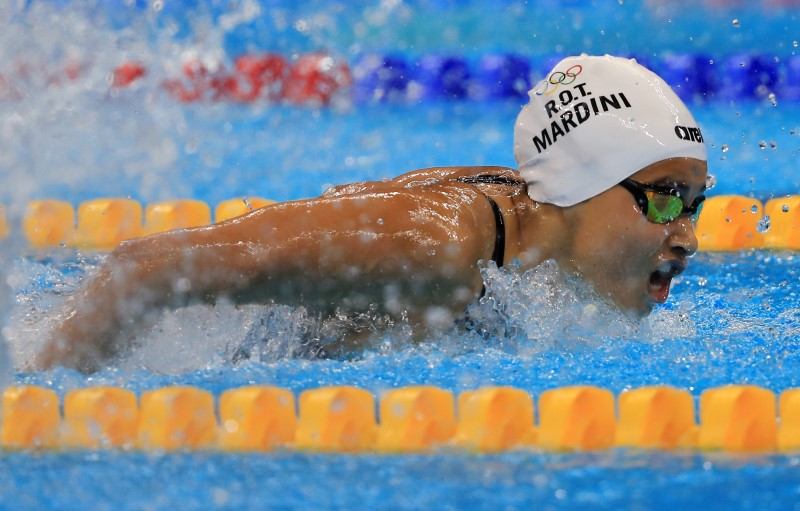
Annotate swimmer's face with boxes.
[562,157,708,316]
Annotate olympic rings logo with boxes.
[534,64,583,96]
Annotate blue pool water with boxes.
[3,1,800,510]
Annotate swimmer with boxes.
[33,54,708,372]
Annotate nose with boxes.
[668,215,699,256]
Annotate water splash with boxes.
[461,260,695,359]
[4,252,89,367]
[757,215,771,233]
[0,1,272,206]
[7,255,694,376]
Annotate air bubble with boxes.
[769,93,778,106]
[783,205,790,213]
[757,216,771,234]
[751,205,759,214]
[759,140,768,149]
[731,19,740,27]
[770,141,778,149]
[721,144,729,153]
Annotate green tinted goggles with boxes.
[619,179,705,224]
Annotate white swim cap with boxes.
[514,54,707,207]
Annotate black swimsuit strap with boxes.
[455,173,525,300]
[484,194,505,267]
[456,174,524,188]
[456,173,523,268]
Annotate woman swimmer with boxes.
[34,54,708,373]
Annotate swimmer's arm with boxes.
[35,189,494,372]
[222,192,494,306]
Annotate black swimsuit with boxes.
[456,174,525,268]
[455,174,526,300]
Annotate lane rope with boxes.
[2,384,797,453]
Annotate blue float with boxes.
[777,55,800,101]
[718,54,779,100]
[533,54,567,82]
[352,54,412,103]
[474,54,531,99]
[415,55,472,100]
[658,53,718,102]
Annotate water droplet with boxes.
[705,174,717,189]
[732,19,740,27]
[794,41,799,48]
[376,218,384,225]
[759,140,768,149]
[757,215,771,233]
[782,205,790,213]
[721,144,729,153]
[697,277,707,286]
[152,0,163,11]
[751,205,759,214]
[769,93,778,106]
[791,129,797,135]
[770,141,778,149]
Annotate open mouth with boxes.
[647,261,686,304]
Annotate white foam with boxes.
[4,252,701,375]
[461,260,697,357]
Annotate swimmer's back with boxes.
[322,166,523,197]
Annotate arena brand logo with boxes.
[535,64,583,96]
[674,125,704,143]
